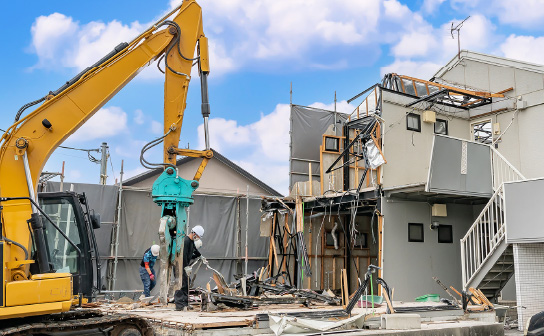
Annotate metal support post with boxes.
[111,160,124,290]
[99,142,108,185]
[236,197,242,274]
[245,186,249,276]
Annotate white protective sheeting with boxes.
[269,313,365,336]
[365,140,385,169]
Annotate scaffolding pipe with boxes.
[236,196,242,274]
[245,185,249,275]
[111,160,124,290]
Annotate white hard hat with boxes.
[151,244,160,256]
[192,225,205,238]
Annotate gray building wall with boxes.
[436,52,544,179]
[381,92,470,189]
[381,199,475,301]
[127,158,272,196]
[427,135,492,197]
[505,178,544,244]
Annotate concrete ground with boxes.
[98,300,505,335]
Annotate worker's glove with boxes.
[149,274,155,281]
[200,256,208,265]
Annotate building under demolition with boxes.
[260,50,544,330]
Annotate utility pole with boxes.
[451,16,470,60]
[99,142,108,185]
[290,82,293,105]
[334,91,337,134]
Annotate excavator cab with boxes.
[37,192,101,301]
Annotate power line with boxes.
[58,145,101,164]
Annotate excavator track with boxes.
[0,309,154,336]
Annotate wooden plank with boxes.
[321,223,325,289]
[296,197,303,233]
[267,213,276,277]
[320,145,324,196]
[468,288,483,305]
[308,162,313,196]
[383,289,395,314]
[450,286,462,298]
[213,274,225,294]
[340,269,345,308]
[332,258,336,290]
[398,74,506,98]
[477,289,493,308]
[194,320,254,329]
[271,237,279,269]
[342,269,349,309]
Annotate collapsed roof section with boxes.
[382,73,507,114]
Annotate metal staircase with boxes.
[460,147,525,300]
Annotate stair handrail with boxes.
[461,184,506,288]
[490,146,526,190]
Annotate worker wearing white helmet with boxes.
[139,244,160,298]
[174,225,205,311]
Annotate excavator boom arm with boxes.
[0,0,210,317]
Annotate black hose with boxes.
[14,97,46,122]
[139,131,176,171]
[2,236,29,260]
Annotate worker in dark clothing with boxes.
[139,244,160,299]
[174,225,204,311]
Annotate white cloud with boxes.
[383,0,411,19]
[134,109,144,125]
[114,139,147,159]
[500,35,544,65]
[310,100,355,114]
[235,160,289,196]
[196,118,252,152]
[494,0,544,28]
[421,0,446,14]
[29,0,394,77]
[151,120,163,135]
[392,32,437,58]
[195,105,288,194]
[68,20,143,70]
[380,60,442,79]
[67,106,127,142]
[196,101,345,196]
[250,105,290,162]
[381,14,496,79]
[30,13,143,71]
[30,13,77,68]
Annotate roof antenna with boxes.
[450,16,470,60]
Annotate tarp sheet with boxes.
[44,181,268,292]
[290,105,349,189]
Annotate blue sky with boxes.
[2,0,544,195]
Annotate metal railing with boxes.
[461,147,525,288]
[461,185,506,287]
[491,147,526,190]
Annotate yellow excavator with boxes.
[0,1,213,334]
